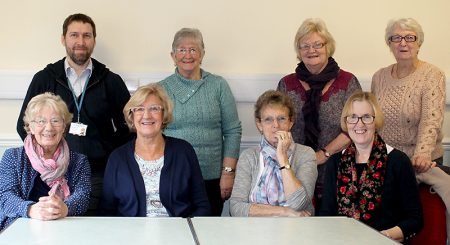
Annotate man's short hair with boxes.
[62,13,96,38]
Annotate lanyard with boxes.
[67,76,90,123]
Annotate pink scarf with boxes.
[24,135,71,199]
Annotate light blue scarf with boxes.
[250,137,294,206]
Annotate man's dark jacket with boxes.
[17,57,131,172]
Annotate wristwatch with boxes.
[321,148,331,158]
[279,164,291,170]
[222,166,235,173]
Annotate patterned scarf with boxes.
[336,133,387,224]
[24,134,71,199]
[250,137,294,206]
[296,57,340,150]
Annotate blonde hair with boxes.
[123,84,173,131]
[23,92,73,134]
[340,92,384,132]
[294,18,336,61]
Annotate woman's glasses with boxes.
[175,48,198,56]
[130,105,164,115]
[345,114,375,124]
[261,116,289,125]
[389,35,417,43]
[32,118,64,127]
[299,42,326,51]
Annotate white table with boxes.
[0,216,400,245]
[191,217,399,245]
[0,217,195,245]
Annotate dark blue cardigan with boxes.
[318,148,423,241]
[99,136,211,217]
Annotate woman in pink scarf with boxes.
[0,93,90,231]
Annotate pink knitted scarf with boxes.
[24,135,71,199]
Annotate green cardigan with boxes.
[159,69,242,179]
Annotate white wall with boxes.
[1,0,450,164]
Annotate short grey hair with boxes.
[294,18,336,61]
[23,92,73,134]
[385,18,424,47]
[171,28,205,55]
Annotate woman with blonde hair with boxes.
[99,84,210,217]
[319,92,423,243]
[277,18,361,207]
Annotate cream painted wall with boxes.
[1,0,449,146]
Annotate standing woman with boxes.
[159,28,242,216]
[278,18,361,206]
[372,17,450,240]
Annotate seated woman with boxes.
[0,92,91,231]
[99,84,210,217]
[318,92,423,243]
[230,90,317,217]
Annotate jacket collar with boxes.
[44,57,110,89]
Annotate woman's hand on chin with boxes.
[276,131,292,161]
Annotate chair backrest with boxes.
[410,184,447,245]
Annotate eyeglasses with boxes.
[260,116,289,125]
[389,35,417,43]
[299,42,326,51]
[31,118,64,127]
[345,114,375,124]
[175,48,198,55]
[130,105,164,115]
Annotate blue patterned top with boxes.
[0,147,91,231]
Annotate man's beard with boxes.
[67,47,92,66]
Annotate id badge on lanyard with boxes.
[69,122,87,136]
[68,76,89,137]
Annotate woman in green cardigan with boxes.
[159,28,242,216]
